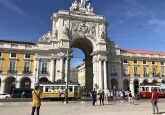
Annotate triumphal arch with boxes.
[36,0,121,92]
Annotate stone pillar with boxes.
[129,79,135,97]
[35,59,40,83]
[92,59,97,89]
[103,60,107,90]
[98,60,103,90]
[0,81,5,93]
[50,59,55,82]
[65,58,69,82]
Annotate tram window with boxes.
[74,86,78,92]
[69,86,73,92]
[146,87,149,91]
[45,87,49,92]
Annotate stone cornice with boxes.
[52,10,107,24]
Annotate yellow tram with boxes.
[39,83,80,99]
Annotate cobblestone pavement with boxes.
[0,100,165,115]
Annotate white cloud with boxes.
[0,0,29,18]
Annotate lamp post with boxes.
[57,70,68,104]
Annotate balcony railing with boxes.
[143,74,149,77]
[111,73,117,76]
[134,74,140,77]
[123,74,130,77]
[8,70,17,74]
[23,70,32,74]
[39,71,49,75]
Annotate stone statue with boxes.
[80,0,87,7]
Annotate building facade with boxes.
[0,0,165,96]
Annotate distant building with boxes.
[70,68,78,83]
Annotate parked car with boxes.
[11,88,32,98]
[0,93,11,99]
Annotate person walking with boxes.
[98,90,105,106]
[31,83,43,115]
[151,88,159,114]
[127,89,134,105]
[92,88,97,106]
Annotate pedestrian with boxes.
[151,88,159,114]
[98,90,105,105]
[31,83,43,115]
[92,88,97,106]
[128,89,134,105]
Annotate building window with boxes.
[25,53,31,59]
[0,52,2,57]
[134,66,138,75]
[152,66,157,76]
[111,66,117,76]
[152,61,156,65]
[24,61,30,73]
[161,67,165,77]
[161,61,164,66]
[143,66,148,76]
[134,60,137,64]
[123,59,128,63]
[123,66,129,76]
[9,60,16,73]
[11,52,17,58]
[143,60,147,65]
[41,62,48,74]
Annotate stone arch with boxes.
[39,77,49,84]
[123,79,129,90]
[4,77,16,94]
[152,79,158,83]
[134,79,139,94]
[111,79,118,90]
[143,79,148,85]
[20,77,31,89]
[161,80,165,83]
[71,37,94,91]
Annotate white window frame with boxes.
[24,53,31,59]
[134,66,138,75]
[10,52,17,58]
[143,66,148,75]
[24,61,31,72]
[9,60,17,71]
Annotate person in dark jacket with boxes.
[92,88,97,106]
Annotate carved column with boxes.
[103,60,107,90]
[50,59,55,82]
[98,60,103,90]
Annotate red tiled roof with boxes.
[121,49,165,56]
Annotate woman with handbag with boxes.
[151,88,159,114]
[31,83,43,115]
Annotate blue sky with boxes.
[0,0,165,67]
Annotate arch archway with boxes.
[4,77,16,94]
[20,77,31,89]
[39,77,49,84]
[123,79,129,90]
[134,79,139,94]
[111,79,118,90]
[71,37,93,92]
[143,79,148,85]
[152,79,158,83]
[161,80,165,83]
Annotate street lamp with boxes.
[57,70,68,104]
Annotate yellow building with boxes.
[0,40,35,93]
[121,49,165,95]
